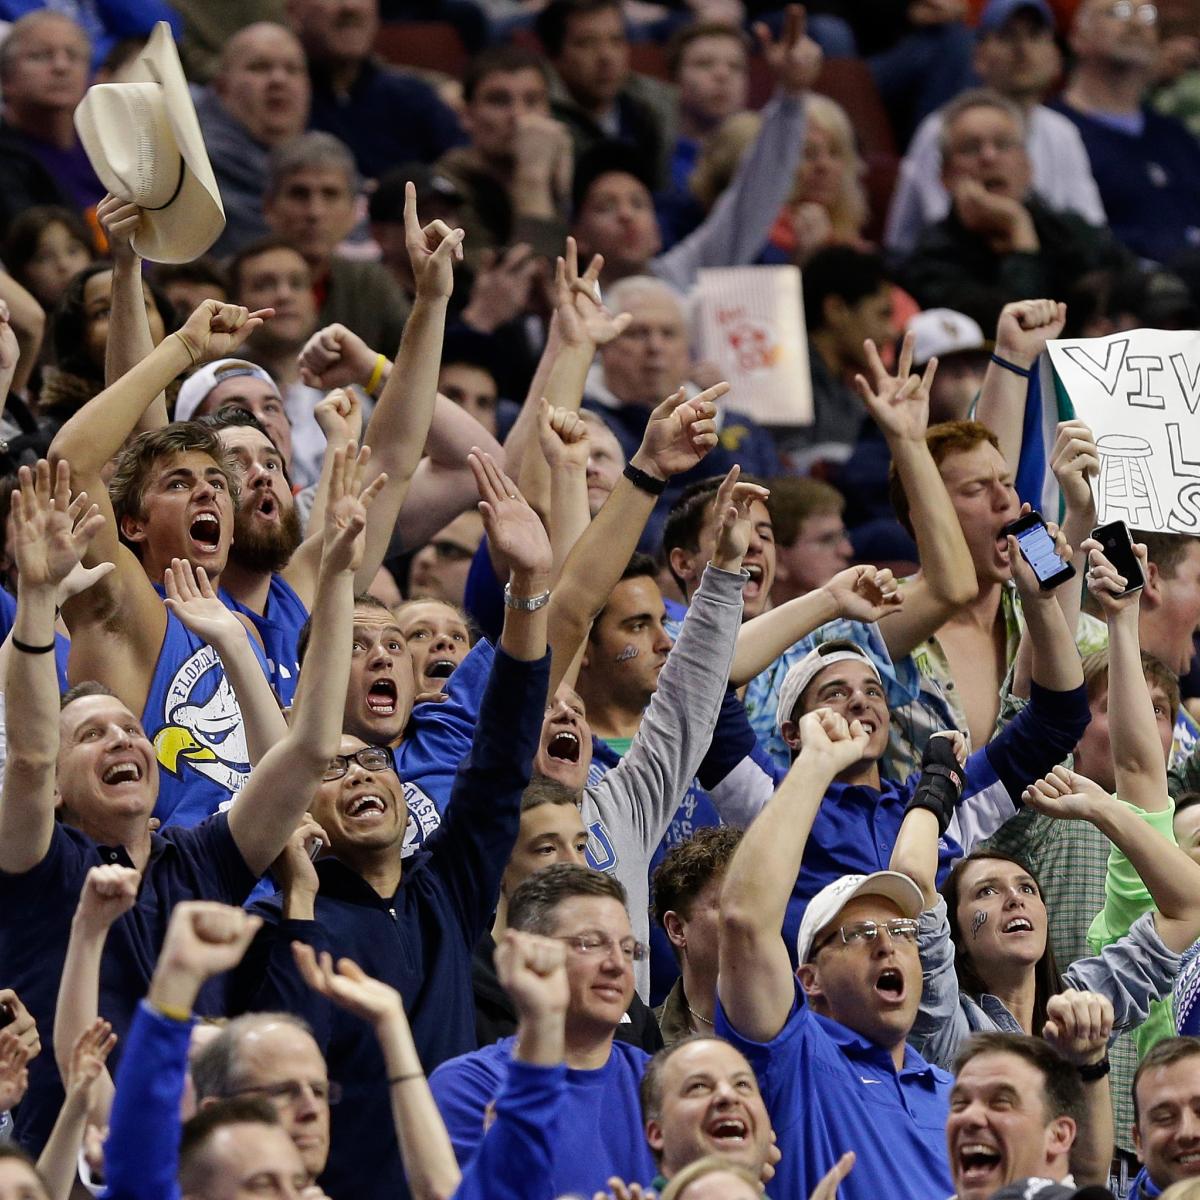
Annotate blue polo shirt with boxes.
[0,814,256,1152]
[716,981,953,1200]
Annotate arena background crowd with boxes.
[3,1,1200,1200]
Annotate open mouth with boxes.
[255,494,277,520]
[547,730,581,763]
[875,968,904,999]
[1175,1153,1200,1171]
[346,794,386,820]
[858,719,878,736]
[102,761,143,785]
[424,659,456,681]
[190,512,220,551]
[366,678,398,716]
[958,1145,1001,1183]
[707,1117,748,1146]
[744,564,764,593]
[1002,917,1033,934]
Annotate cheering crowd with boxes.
[2,1,1200,1199]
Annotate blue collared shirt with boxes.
[716,980,953,1200]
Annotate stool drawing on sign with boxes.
[1095,433,1163,527]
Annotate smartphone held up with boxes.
[1002,511,1076,591]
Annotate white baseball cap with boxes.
[795,871,925,964]
[75,23,225,264]
[775,640,884,735]
[174,359,281,423]
[906,308,987,368]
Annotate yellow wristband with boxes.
[366,353,387,397]
[150,1000,192,1023]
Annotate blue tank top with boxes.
[224,573,309,706]
[143,597,271,829]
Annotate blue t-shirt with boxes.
[224,573,308,706]
[716,981,953,1200]
[143,604,271,829]
[431,1037,654,1199]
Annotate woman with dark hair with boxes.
[1,206,95,313]
[889,763,1200,1071]
[39,259,174,438]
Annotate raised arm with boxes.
[546,384,721,698]
[469,452,553,664]
[355,184,464,591]
[516,244,629,519]
[0,269,43,396]
[105,903,261,1200]
[1008,511,1085,699]
[855,334,978,661]
[98,197,168,431]
[653,5,818,288]
[1085,540,1169,811]
[292,945,460,1200]
[51,300,270,486]
[37,1020,117,1200]
[730,565,902,686]
[973,300,1065,471]
[718,709,870,1042]
[1046,420,1099,635]
[226,445,385,876]
[53,865,139,1115]
[162,558,287,762]
[1042,990,1115,1187]
[536,403,592,579]
[1025,768,1200,952]
[0,461,106,874]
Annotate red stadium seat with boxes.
[375,21,469,77]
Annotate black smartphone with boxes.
[1091,520,1146,595]
[0,1002,13,1030]
[1003,511,1076,591]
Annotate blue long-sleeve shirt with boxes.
[102,1002,191,1200]
[235,645,549,1200]
[451,1059,565,1200]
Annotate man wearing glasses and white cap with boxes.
[717,707,953,1200]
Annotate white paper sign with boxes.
[693,265,813,427]
[1046,328,1200,535]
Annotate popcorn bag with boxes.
[693,265,813,427]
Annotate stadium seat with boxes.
[375,21,469,77]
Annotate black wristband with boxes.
[990,352,1032,378]
[623,462,667,496]
[906,740,965,836]
[1077,1056,1110,1082]
[11,636,56,654]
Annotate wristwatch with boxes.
[503,583,551,612]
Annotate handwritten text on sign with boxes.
[1047,329,1200,535]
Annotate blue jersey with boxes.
[224,573,308,706]
[144,605,271,829]
[393,637,497,855]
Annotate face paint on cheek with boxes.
[615,644,639,663]
[971,910,987,940]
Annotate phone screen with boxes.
[1016,521,1067,583]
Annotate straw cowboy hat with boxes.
[74,22,225,263]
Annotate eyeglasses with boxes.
[1108,1,1157,21]
[322,746,394,781]
[227,1079,342,1107]
[813,918,919,954]
[556,933,648,962]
